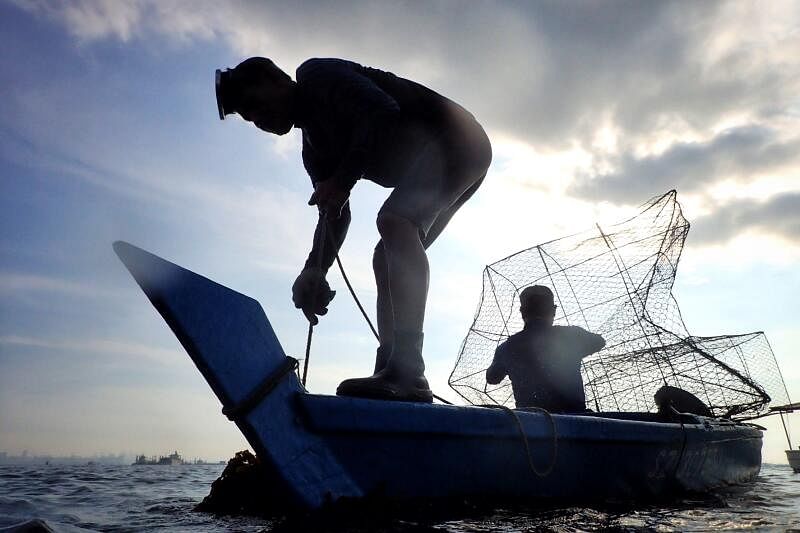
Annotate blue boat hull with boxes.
[113,241,762,512]
[298,396,761,503]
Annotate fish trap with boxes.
[449,190,789,419]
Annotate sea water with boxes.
[0,463,798,532]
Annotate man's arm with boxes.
[293,197,351,324]
[303,203,351,273]
[583,330,606,355]
[302,133,350,220]
[568,326,606,358]
[301,133,332,185]
[486,343,508,385]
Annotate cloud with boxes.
[0,272,122,300]
[0,64,313,276]
[13,1,800,254]
[569,126,800,203]
[0,334,179,365]
[7,2,799,266]
[690,192,800,245]
[12,1,800,150]
[12,0,191,42]
[0,273,90,294]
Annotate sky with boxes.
[0,0,798,464]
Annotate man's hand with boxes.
[292,267,336,325]
[308,178,350,219]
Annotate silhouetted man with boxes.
[216,57,492,402]
[486,285,605,412]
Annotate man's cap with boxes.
[519,285,555,317]
[215,68,235,120]
[216,58,291,122]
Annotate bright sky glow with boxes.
[1,1,798,464]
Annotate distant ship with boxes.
[132,451,185,465]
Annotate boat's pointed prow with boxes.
[113,240,285,408]
[113,241,362,510]
[114,241,187,309]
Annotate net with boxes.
[448,190,790,418]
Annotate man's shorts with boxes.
[377,111,492,243]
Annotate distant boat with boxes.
[769,402,800,472]
[158,451,185,465]
[132,451,185,466]
[131,454,152,465]
[788,450,800,473]
[114,241,767,512]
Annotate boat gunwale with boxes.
[296,393,763,443]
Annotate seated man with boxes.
[486,285,605,412]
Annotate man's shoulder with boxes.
[495,333,517,353]
[297,58,359,81]
[552,325,605,354]
[505,329,529,343]
[552,324,590,335]
[497,329,530,351]
[551,325,595,344]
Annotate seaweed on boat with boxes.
[449,190,790,419]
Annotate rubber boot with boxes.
[337,331,433,403]
[374,344,392,374]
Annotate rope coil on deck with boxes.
[222,357,299,421]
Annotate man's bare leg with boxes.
[420,176,485,249]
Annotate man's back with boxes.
[295,58,475,187]
[296,58,457,126]
[487,323,605,412]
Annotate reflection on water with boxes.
[0,463,797,532]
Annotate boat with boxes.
[132,454,154,465]
[113,240,765,512]
[769,402,800,472]
[158,451,185,465]
[132,451,185,466]
[788,450,800,473]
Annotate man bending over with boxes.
[216,57,492,403]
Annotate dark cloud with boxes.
[15,1,800,150]
[569,126,800,203]
[210,0,800,207]
[690,192,800,245]
[315,2,772,149]
[11,0,800,246]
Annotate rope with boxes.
[301,322,313,386]
[668,405,689,480]
[779,411,792,450]
[301,214,328,386]
[330,238,379,341]
[481,404,558,477]
[223,357,299,420]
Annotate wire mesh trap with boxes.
[449,190,789,419]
